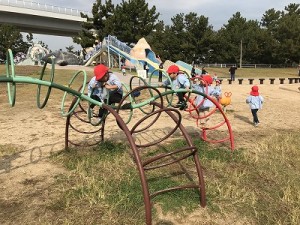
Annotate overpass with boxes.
[0,0,91,36]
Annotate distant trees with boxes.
[74,2,300,65]
[0,24,32,59]
[66,45,75,53]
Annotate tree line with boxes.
[0,0,299,66]
[73,0,299,66]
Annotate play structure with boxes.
[84,35,203,76]
[18,43,49,66]
[1,49,234,225]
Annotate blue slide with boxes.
[176,60,202,75]
[108,45,160,75]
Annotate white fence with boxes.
[199,63,273,68]
[0,0,92,17]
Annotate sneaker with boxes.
[179,102,187,110]
[121,102,131,109]
[175,101,185,109]
[254,122,258,127]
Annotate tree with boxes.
[109,0,160,44]
[66,45,75,53]
[275,4,300,65]
[0,24,31,59]
[261,3,300,65]
[73,0,115,48]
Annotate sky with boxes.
[29,0,294,51]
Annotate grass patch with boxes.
[0,144,20,157]
[193,133,300,224]
[1,129,299,224]
[45,133,300,224]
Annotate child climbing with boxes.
[161,65,190,110]
[192,75,216,125]
[88,64,130,120]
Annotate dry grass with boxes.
[1,65,300,224]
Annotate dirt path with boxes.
[1,66,300,224]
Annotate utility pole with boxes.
[239,39,242,68]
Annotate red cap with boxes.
[201,75,213,85]
[167,65,179,74]
[94,64,109,80]
[250,85,259,96]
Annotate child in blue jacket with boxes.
[162,65,190,110]
[246,85,264,127]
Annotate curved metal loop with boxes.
[129,75,148,90]
[116,86,164,130]
[6,49,16,107]
[132,106,182,148]
[119,82,134,124]
[61,70,87,117]
[128,76,157,115]
[36,56,55,108]
[148,68,168,86]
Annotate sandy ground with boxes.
[1,65,300,224]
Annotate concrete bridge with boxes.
[0,0,91,36]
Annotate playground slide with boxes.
[176,60,202,75]
[108,45,140,65]
[84,48,106,67]
[108,45,161,74]
[145,49,161,64]
[83,39,161,75]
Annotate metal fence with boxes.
[0,0,92,17]
[197,63,290,68]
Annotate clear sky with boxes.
[30,0,294,51]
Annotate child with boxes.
[88,64,129,119]
[246,85,264,127]
[161,65,190,110]
[193,75,215,125]
[213,79,222,100]
[121,66,126,76]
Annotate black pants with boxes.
[177,92,186,103]
[230,73,235,81]
[91,90,122,117]
[251,108,259,123]
[158,71,162,82]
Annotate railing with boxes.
[0,0,92,17]
[106,35,132,54]
[197,63,275,68]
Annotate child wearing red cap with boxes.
[246,85,264,127]
[193,75,216,125]
[161,65,190,110]
[88,64,129,118]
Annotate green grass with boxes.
[0,144,20,157]
[43,132,300,224]
[1,64,300,224]
[0,65,298,79]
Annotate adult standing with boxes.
[158,62,164,82]
[144,62,149,78]
[229,65,237,81]
[191,65,196,77]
